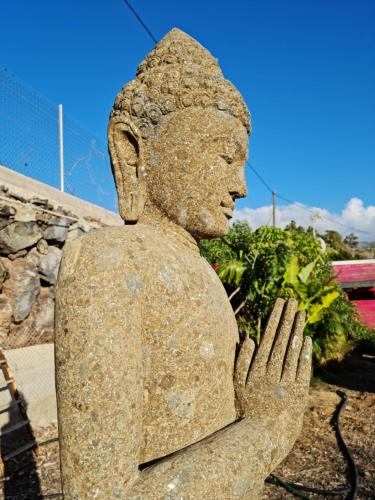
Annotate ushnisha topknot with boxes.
[110,28,251,139]
[135,28,223,77]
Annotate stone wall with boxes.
[0,174,121,349]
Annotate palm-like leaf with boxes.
[218,259,247,286]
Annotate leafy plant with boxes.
[282,255,339,325]
[199,221,372,365]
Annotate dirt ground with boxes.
[262,352,375,500]
[1,352,374,499]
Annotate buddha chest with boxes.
[138,236,239,462]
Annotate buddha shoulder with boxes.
[58,224,180,286]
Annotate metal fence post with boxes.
[58,104,64,192]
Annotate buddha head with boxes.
[108,28,251,239]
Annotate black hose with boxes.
[266,390,358,499]
[266,475,351,496]
[38,436,59,447]
[334,391,359,499]
[266,475,311,499]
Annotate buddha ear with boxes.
[108,117,146,222]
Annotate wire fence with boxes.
[0,65,117,213]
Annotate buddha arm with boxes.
[55,236,143,499]
[130,415,291,499]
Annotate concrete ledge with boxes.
[0,164,122,227]
[0,344,57,429]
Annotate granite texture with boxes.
[55,28,312,499]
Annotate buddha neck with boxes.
[136,204,200,254]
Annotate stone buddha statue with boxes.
[55,29,312,499]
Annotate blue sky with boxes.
[1,0,375,238]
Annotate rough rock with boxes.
[9,287,55,347]
[0,205,16,217]
[0,219,11,230]
[8,249,27,260]
[37,238,49,255]
[0,221,42,254]
[26,247,41,268]
[9,192,27,203]
[13,205,37,222]
[0,204,16,229]
[39,246,62,285]
[65,221,90,242]
[0,258,8,288]
[34,287,55,334]
[35,211,51,224]
[2,256,40,323]
[31,197,54,210]
[0,294,12,346]
[44,217,70,243]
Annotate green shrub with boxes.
[199,222,372,365]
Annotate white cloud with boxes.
[233,197,375,241]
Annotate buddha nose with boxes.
[229,168,247,199]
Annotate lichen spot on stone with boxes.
[177,207,188,227]
[169,335,178,352]
[113,486,122,498]
[167,388,197,418]
[159,270,181,292]
[149,152,160,166]
[291,335,299,349]
[275,385,287,401]
[279,434,286,449]
[232,473,251,498]
[165,471,187,498]
[199,207,216,230]
[199,341,214,358]
[166,475,179,491]
[124,274,143,295]
[97,245,124,269]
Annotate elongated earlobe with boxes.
[108,117,146,222]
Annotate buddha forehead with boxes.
[109,28,251,143]
[148,106,248,159]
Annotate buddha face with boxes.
[143,107,248,239]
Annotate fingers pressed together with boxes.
[235,298,313,387]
